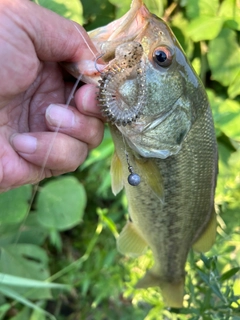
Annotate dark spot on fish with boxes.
[176,130,186,145]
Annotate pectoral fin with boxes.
[135,158,164,203]
[193,211,216,252]
[110,150,123,195]
[117,221,147,256]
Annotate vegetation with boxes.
[0,0,239,319]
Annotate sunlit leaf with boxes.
[215,99,240,140]
[228,71,240,98]
[187,16,223,41]
[170,13,194,57]
[186,0,219,19]
[208,28,240,86]
[36,0,84,24]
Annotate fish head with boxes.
[65,0,208,159]
[95,0,208,159]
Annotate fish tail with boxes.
[136,268,184,308]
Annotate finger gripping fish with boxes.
[98,41,146,126]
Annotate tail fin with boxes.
[136,269,184,308]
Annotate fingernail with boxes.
[11,134,37,154]
[46,104,75,128]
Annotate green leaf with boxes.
[170,13,194,57]
[0,273,69,289]
[81,0,115,31]
[215,99,240,140]
[0,244,50,299]
[10,306,31,320]
[108,0,132,18]
[0,303,11,320]
[81,128,114,169]
[0,214,47,247]
[228,71,240,98]
[30,308,48,320]
[36,177,86,231]
[0,286,56,320]
[219,0,240,30]
[36,0,84,25]
[208,28,240,86]
[197,270,227,303]
[144,0,165,18]
[16,214,48,246]
[220,267,240,282]
[187,16,223,41]
[186,0,219,19]
[0,185,31,224]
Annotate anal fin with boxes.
[117,221,147,256]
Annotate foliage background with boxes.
[0,0,239,319]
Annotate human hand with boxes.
[0,0,104,192]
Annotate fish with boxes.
[64,0,218,308]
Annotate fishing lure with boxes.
[97,41,146,126]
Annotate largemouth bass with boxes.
[65,0,218,308]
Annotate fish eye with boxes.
[153,46,173,68]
